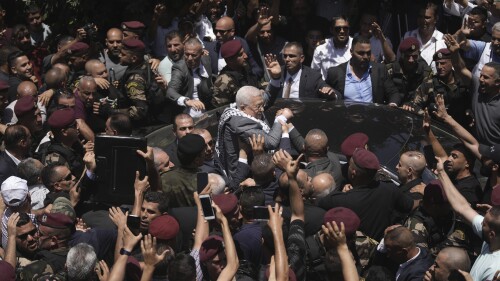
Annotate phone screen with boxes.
[200,195,215,220]
[127,215,140,231]
[197,172,209,193]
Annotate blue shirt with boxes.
[344,62,373,102]
[464,40,500,62]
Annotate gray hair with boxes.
[17,158,43,186]
[78,76,96,89]
[152,147,168,171]
[493,22,500,33]
[66,243,97,281]
[209,173,226,194]
[235,86,262,108]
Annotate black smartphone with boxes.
[197,172,209,193]
[127,215,140,230]
[199,194,215,220]
[253,206,275,221]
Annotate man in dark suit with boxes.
[267,42,334,99]
[166,38,212,117]
[0,125,31,184]
[325,36,401,106]
[204,16,263,78]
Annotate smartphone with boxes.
[197,172,209,193]
[253,206,275,221]
[127,215,140,230]
[199,194,215,220]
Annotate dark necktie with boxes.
[283,77,293,98]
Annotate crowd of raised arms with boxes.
[0,0,499,280]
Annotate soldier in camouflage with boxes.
[404,48,471,127]
[404,180,472,256]
[211,39,261,108]
[118,38,149,124]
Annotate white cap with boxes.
[1,176,29,207]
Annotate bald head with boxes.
[215,17,235,43]
[85,59,108,79]
[438,247,471,272]
[385,226,415,249]
[312,173,335,199]
[45,68,65,89]
[53,63,70,78]
[17,81,37,98]
[106,28,123,57]
[397,151,427,184]
[107,28,122,38]
[305,129,329,158]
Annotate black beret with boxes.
[122,38,146,52]
[177,134,206,164]
[14,96,36,117]
[221,39,242,59]
[399,37,420,53]
[48,108,76,130]
[433,48,451,61]
[121,21,145,32]
[37,213,74,229]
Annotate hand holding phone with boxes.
[199,194,215,220]
[197,172,209,193]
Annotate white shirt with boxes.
[188,65,209,118]
[4,100,47,125]
[401,29,447,73]
[470,215,500,281]
[29,184,50,210]
[195,15,216,41]
[284,69,302,99]
[311,37,353,80]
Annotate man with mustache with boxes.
[460,22,500,79]
[325,36,401,106]
[158,30,184,84]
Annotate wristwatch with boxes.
[120,248,132,256]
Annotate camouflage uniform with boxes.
[19,248,69,281]
[120,63,149,122]
[404,207,472,256]
[409,73,471,126]
[355,230,379,268]
[211,65,261,108]
[386,59,432,104]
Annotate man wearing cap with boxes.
[0,125,32,184]
[167,37,212,117]
[325,36,401,106]
[267,42,335,100]
[66,42,90,89]
[404,180,472,255]
[7,50,36,102]
[43,108,86,177]
[204,16,262,78]
[318,148,416,240]
[20,213,74,280]
[122,21,146,40]
[211,39,261,108]
[400,2,446,72]
[148,214,179,248]
[13,95,44,140]
[162,134,207,208]
[405,48,471,127]
[164,113,194,167]
[339,132,369,181]
[118,38,151,124]
[386,37,433,105]
[1,176,36,250]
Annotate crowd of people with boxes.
[0,0,499,280]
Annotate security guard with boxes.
[386,37,432,105]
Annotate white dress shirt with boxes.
[311,37,353,80]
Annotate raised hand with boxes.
[257,6,273,27]
[109,207,128,230]
[141,234,170,267]
[321,221,347,248]
[249,134,265,155]
[265,54,281,79]
[95,260,109,281]
[443,34,460,53]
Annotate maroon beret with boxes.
[340,132,369,158]
[323,207,360,238]
[48,108,76,130]
[122,38,146,52]
[352,148,380,170]
[423,180,448,204]
[212,193,239,216]
[14,96,36,117]
[199,235,224,262]
[479,144,500,164]
[399,37,420,53]
[221,39,242,59]
[37,213,74,229]
[121,21,145,31]
[148,215,180,240]
[126,256,142,281]
[0,261,15,281]
[68,42,90,55]
[491,184,500,206]
[0,80,9,91]
[433,48,451,61]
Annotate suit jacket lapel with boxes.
[299,67,307,97]
[370,64,379,99]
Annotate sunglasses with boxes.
[58,173,73,182]
[334,26,349,32]
[17,228,38,240]
[282,54,298,58]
